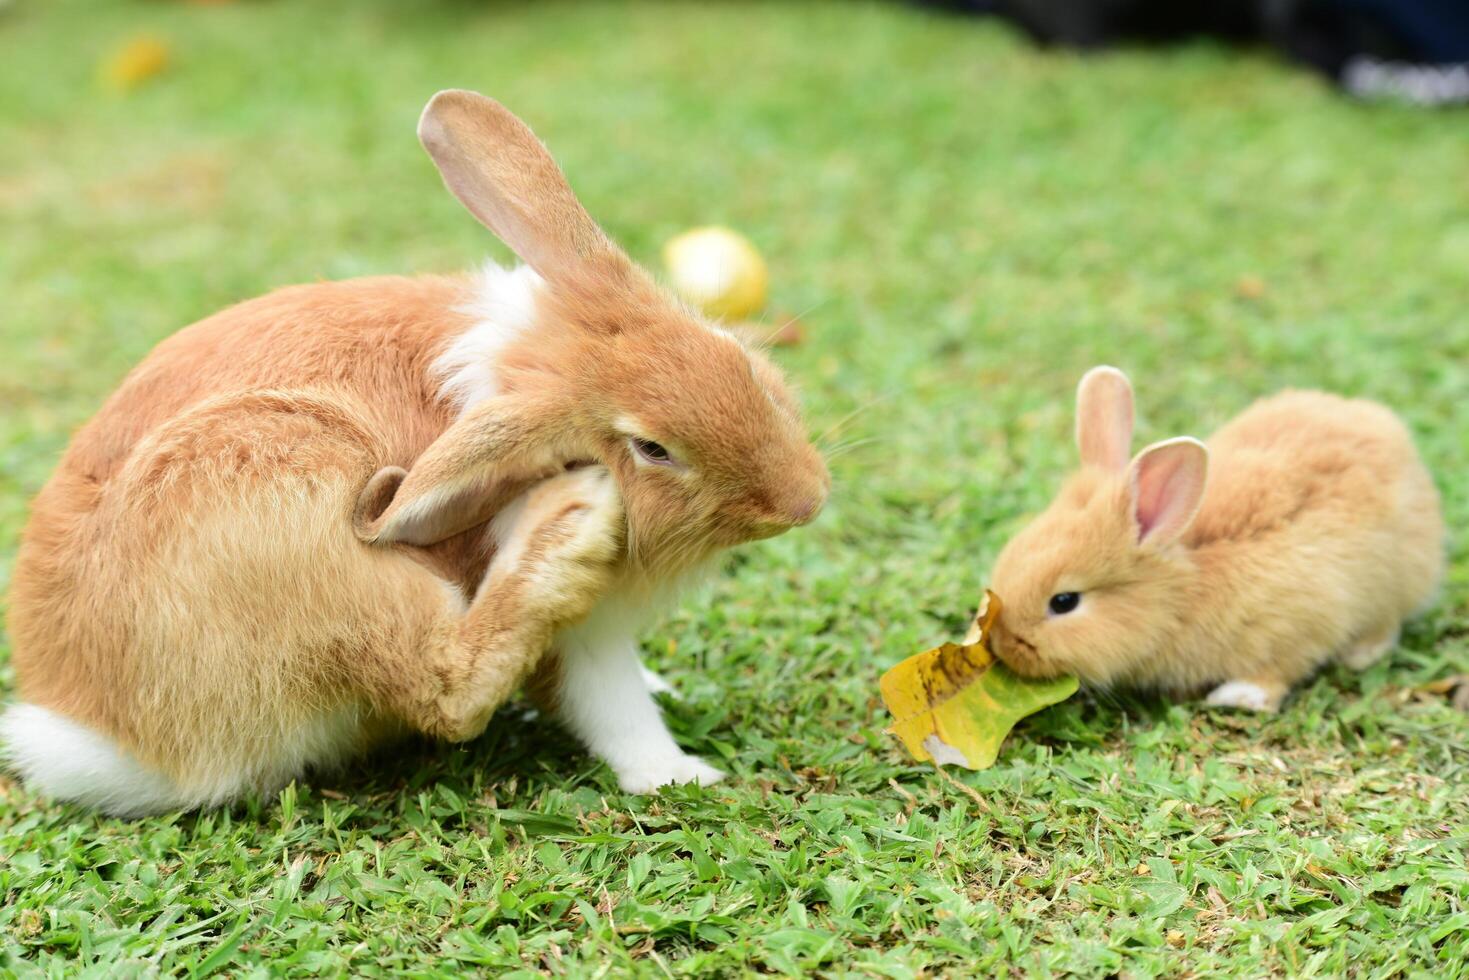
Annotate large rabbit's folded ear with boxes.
[1126,437,1209,547]
[419,90,627,282]
[1075,365,1134,471]
[355,394,576,547]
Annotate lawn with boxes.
[2,0,1467,975]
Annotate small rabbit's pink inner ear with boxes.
[1128,437,1209,546]
[418,89,627,282]
[1075,365,1134,471]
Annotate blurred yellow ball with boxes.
[662,226,768,321]
[100,35,171,93]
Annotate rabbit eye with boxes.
[1048,592,1081,616]
[630,437,676,466]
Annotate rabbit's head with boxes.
[987,367,1209,686]
[420,91,828,580]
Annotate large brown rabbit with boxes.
[1,91,829,816]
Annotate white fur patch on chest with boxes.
[433,261,544,412]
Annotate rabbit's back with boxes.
[1193,390,1440,554]
[1175,390,1444,688]
[61,275,473,488]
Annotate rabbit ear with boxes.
[1075,366,1134,471]
[1126,437,1209,546]
[356,393,582,547]
[419,90,626,282]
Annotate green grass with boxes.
[3,0,1467,975]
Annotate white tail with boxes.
[0,703,189,817]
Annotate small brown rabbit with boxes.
[1,91,828,815]
[988,366,1444,711]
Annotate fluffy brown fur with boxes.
[989,367,1444,711]
[4,91,827,812]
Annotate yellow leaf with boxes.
[100,35,171,93]
[880,590,1078,770]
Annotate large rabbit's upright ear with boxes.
[1126,437,1209,547]
[1075,365,1134,471]
[419,90,626,281]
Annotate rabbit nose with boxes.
[750,490,825,539]
[987,617,1015,659]
[987,618,1045,678]
[786,494,823,527]
[795,475,832,522]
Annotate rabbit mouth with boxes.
[996,633,1050,678]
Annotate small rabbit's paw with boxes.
[614,754,725,794]
[1205,680,1281,713]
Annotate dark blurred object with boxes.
[925,0,1469,105]
[924,0,1257,47]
